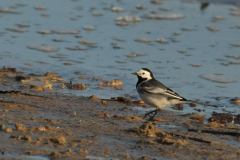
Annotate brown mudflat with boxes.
[0,68,240,160]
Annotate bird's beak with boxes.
[132,72,138,75]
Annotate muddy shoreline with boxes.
[0,68,240,160]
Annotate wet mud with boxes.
[1,68,240,160]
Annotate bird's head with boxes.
[132,68,153,81]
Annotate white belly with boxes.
[138,92,181,109]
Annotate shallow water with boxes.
[0,0,240,117]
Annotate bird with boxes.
[132,68,208,121]
[200,1,209,11]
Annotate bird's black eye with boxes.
[142,72,145,75]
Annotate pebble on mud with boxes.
[158,138,187,146]
[230,99,240,105]
[160,138,175,144]
[172,104,183,110]
[132,122,165,137]
[190,117,203,122]
[209,122,219,128]
[88,95,101,102]
[121,153,131,159]
[72,83,86,90]
[21,135,32,141]
[4,127,13,133]
[208,117,228,123]
[189,103,196,107]
[45,72,58,78]
[98,80,123,86]
[122,116,142,121]
[50,151,61,158]
[45,125,52,130]
[42,84,52,89]
[150,118,165,122]
[0,124,6,130]
[30,85,43,91]
[50,136,67,145]
[133,100,145,104]
[113,114,121,118]
[2,66,17,73]
[105,149,110,154]
[78,149,88,154]
[96,113,111,118]
[10,134,16,138]
[112,96,132,104]
[37,126,46,131]
[102,100,107,105]
[15,123,27,132]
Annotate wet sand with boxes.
[1,68,240,160]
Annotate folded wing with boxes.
[140,86,186,100]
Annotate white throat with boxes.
[136,69,152,80]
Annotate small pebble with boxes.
[4,127,13,133]
[0,124,6,130]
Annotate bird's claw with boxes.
[143,108,160,121]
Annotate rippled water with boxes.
[0,0,240,116]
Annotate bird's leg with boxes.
[148,109,159,121]
[143,108,160,120]
[142,109,156,120]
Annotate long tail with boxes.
[183,100,217,108]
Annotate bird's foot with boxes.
[143,108,160,121]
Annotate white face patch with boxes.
[136,69,152,80]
